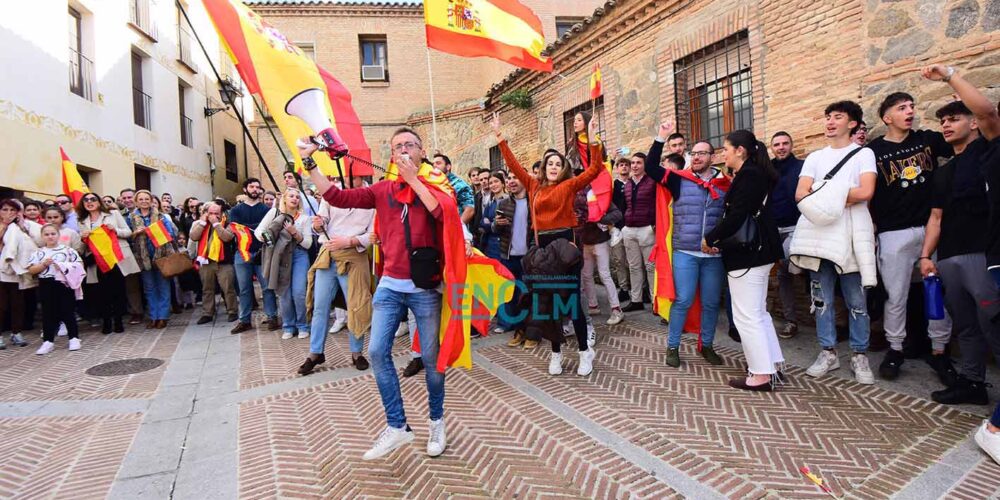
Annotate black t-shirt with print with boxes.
[869,129,953,234]
[931,136,990,261]
[980,137,1000,268]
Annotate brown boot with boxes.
[266,317,281,331]
[230,322,252,335]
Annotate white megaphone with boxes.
[285,88,348,159]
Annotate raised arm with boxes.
[490,111,534,189]
[922,64,1000,141]
[645,121,675,185]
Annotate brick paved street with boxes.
[1,305,999,499]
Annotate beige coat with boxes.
[79,210,141,283]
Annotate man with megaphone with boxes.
[297,126,447,461]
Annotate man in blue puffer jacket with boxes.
[769,131,804,339]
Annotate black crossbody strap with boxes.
[824,146,864,181]
[401,203,436,253]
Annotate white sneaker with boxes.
[35,341,54,355]
[281,331,294,340]
[395,322,408,338]
[578,348,595,376]
[427,418,447,457]
[58,323,68,337]
[329,317,346,334]
[975,420,1000,465]
[68,338,81,351]
[493,326,506,334]
[806,350,840,378]
[587,326,597,348]
[362,425,415,460]
[851,353,875,385]
[548,352,563,375]
[606,309,624,325]
[297,331,308,339]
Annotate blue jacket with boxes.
[672,171,727,253]
[771,154,803,228]
[477,196,502,260]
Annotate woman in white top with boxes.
[256,189,313,339]
[0,199,38,349]
[78,193,140,334]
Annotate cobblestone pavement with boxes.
[1,305,999,499]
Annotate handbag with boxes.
[718,195,767,252]
[403,205,441,290]
[795,147,863,225]
[154,245,194,279]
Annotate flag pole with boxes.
[425,47,440,151]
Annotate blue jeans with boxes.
[234,252,277,323]
[810,260,869,352]
[140,269,171,320]
[667,251,724,349]
[281,247,309,334]
[498,255,525,330]
[370,286,444,429]
[309,265,364,354]
[991,403,1000,428]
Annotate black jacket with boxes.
[705,162,782,272]
[771,155,804,228]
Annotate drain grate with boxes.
[86,358,164,376]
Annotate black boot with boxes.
[926,353,959,387]
[102,317,113,335]
[113,316,125,333]
[931,376,989,405]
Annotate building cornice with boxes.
[250,2,423,17]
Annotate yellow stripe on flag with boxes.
[146,220,172,248]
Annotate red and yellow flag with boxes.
[576,135,613,222]
[202,0,372,177]
[424,0,552,72]
[85,225,124,273]
[589,63,602,100]
[197,227,225,262]
[60,147,90,205]
[145,219,173,248]
[229,222,252,262]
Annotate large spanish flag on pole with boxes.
[424,0,553,72]
[201,0,372,176]
[60,147,90,205]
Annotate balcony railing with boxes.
[178,25,196,70]
[129,0,158,41]
[133,87,152,129]
[180,114,193,146]
[69,47,95,101]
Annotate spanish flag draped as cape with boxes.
[650,168,731,348]
[381,163,515,372]
[573,134,613,222]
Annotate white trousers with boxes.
[727,264,784,375]
[582,241,620,309]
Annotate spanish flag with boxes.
[202,0,372,177]
[197,227,225,262]
[60,147,90,205]
[229,222,252,262]
[589,63,602,100]
[574,134,613,222]
[424,0,552,72]
[85,225,124,273]
[145,219,173,248]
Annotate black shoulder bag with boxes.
[403,205,442,289]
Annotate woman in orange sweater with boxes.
[490,112,605,376]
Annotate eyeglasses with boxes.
[82,197,99,203]
[691,151,713,157]
[391,142,421,152]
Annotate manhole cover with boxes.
[86,358,164,376]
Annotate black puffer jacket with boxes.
[520,238,581,345]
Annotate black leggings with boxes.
[39,278,78,342]
[538,230,589,353]
[94,267,126,320]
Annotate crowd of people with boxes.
[3,63,1000,464]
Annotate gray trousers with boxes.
[877,227,952,351]
[609,239,630,292]
[937,253,1000,382]
[777,228,798,324]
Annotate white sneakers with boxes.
[851,353,875,385]
[975,420,1000,465]
[35,341,54,355]
[281,331,294,340]
[549,352,563,375]
[68,338,81,351]
[806,350,875,385]
[806,350,840,377]
[587,326,597,348]
[362,420,447,460]
[297,331,308,339]
[363,425,415,460]
[328,317,346,334]
[606,309,624,325]
[427,418,447,457]
[578,348,595,376]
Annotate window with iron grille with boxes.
[562,97,605,165]
[488,144,503,171]
[68,7,94,101]
[224,140,239,182]
[673,31,752,149]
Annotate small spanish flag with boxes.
[229,223,252,262]
[60,147,90,205]
[85,225,124,273]
[589,63,602,100]
[197,227,225,262]
[145,219,173,248]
